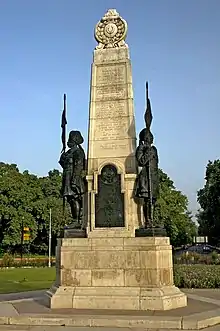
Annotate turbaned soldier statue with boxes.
[59,95,86,238]
[135,83,166,237]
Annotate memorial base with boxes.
[63,227,86,238]
[135,226,167,237]
[48,236,187,311]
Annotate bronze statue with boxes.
[59,95,86,230]
[59,130,86,228]
[135,83,159,228]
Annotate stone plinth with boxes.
[48,236,187,310]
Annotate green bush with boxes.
[0,255,55,268]
[1,253,14,267]
[174,251,220,265]
[174,264,220,288]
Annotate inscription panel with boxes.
[95,164,125,228]
[96,64,126,86]
[94,117,130,140]
[94,48,129,64]
[90,139,135,158]
[95,85,127,101]
[94,100,127,118]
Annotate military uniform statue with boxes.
[135,129,159,227]
[135,82,160,229]
[59,130,86,229]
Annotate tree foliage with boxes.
[154,169,197,247]
[0,162,196,254]
[197,160,220,245]
[0,163,71,255]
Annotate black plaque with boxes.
[95,164,125,227]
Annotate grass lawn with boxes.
[0,267,56,294]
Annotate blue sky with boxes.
[0,0,219,216]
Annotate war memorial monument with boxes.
[48,9,187,311]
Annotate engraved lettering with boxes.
[95,101,127,118]
[95,86,127,101]
[94,118,129,140]
[96,65,126,85]
[99,143,127,150]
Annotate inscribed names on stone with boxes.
[94,117,130,140]
[91,140,133,158]
[95,85,127,101]
[96,64,126,86]
[94,100,127,119]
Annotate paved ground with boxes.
[0,326,220,331]
[0,289,220,330]
[0,290,45,303]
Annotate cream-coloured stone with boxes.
[96,63,127,85]
[50,10,187,312]
[87,26,138,234]
[48,286,75,309]
[91,100,128,119]
[95,9,128,50]
[60,269,92,287]
[89,139,135,159]
[50,236,187,310]
[89,117,134,141]
[60,238,91,247]
[73,296,139,310]
[88,228,133,238]
[139,250,173,269]
[91,237,124,250]
[124,237,171,246]
[74,286,140,296]
[93,47,130,64]
[94,250,126,269]
[140,286,187,310]
[91,269,124,286]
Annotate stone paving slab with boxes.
[0,303,18,317]
[0,291,220,329]
[183,289,220,301]
[0,327,220,331]
[0,291,45,303]
[9,297,217,317]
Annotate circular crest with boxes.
[95,9,127,48]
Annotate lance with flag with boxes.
[60,94,67,215]
[61,94,67,154]
[144,82,153,225]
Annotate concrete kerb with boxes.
[0,315,182,329]
[0,310,219,330]
[182,308,220,330]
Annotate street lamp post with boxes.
[48,209,52,268]
[20,216,24,262]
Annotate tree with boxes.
[0,162,195,253]
[197,160,220,245]
[0,163,71,255]
[154,169,197,247]
[0,163,39,252]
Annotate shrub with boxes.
[0,255,55,268]
[211,251,219,264]
[174,252,220,265]
[174,264,220,288]
[1,253,14,267]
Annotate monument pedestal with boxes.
[48,236,187,310]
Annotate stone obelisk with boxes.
[48,9,187,311]
[86,9,141,236]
